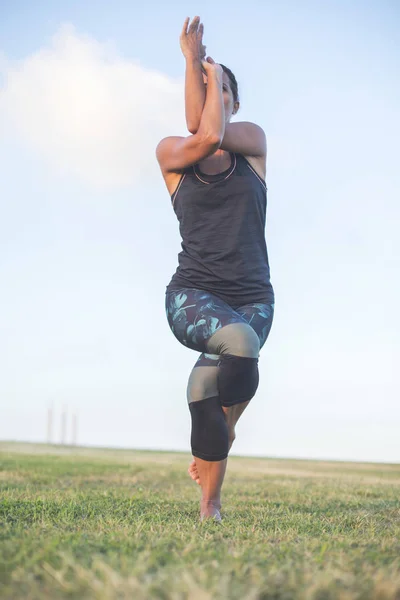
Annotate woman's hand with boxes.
[201,56,223,82]
[180,16,206,61]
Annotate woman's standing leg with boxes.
[185,353,228,520]
[186,321,261,520]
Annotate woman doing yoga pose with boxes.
[156,16,275,521]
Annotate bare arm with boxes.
[156,66,225,172]
[185,56,206,134]
[179,18,265,157]
[179,17,207,134]
[197,68,225,141]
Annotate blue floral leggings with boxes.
[165,288,274,405]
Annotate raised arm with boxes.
[178,17,265,159]
[156,60,225,172]
[180,16,207,134]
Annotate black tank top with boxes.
[166,152,274,308]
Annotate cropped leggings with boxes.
[165,288,274,462]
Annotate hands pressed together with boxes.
[180,16,223,81]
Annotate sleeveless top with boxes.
[166,152,274,308]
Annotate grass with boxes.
[0,441,399,599]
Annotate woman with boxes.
[156,16,275,522]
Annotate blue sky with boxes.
[0,0,399,463]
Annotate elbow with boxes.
[187,115,201,135]
[195,129,222,150]
[205,133,223,147]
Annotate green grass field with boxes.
[1,442,399,599]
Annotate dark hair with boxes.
[220,64,239,104]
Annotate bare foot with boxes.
[200,499,222,522]
[188,458,201,485]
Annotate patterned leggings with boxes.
[165,288,274,405]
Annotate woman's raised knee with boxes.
[206,322,260,358]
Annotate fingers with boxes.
[180,16,189,38]
[188,15,200,33]
[182,16,202,37]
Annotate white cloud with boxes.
[0,25,185,188]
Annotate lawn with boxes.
[1,441,399,599]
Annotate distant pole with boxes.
[61,406,67,445]
[72,413,78,446]
[47,405,53,444]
